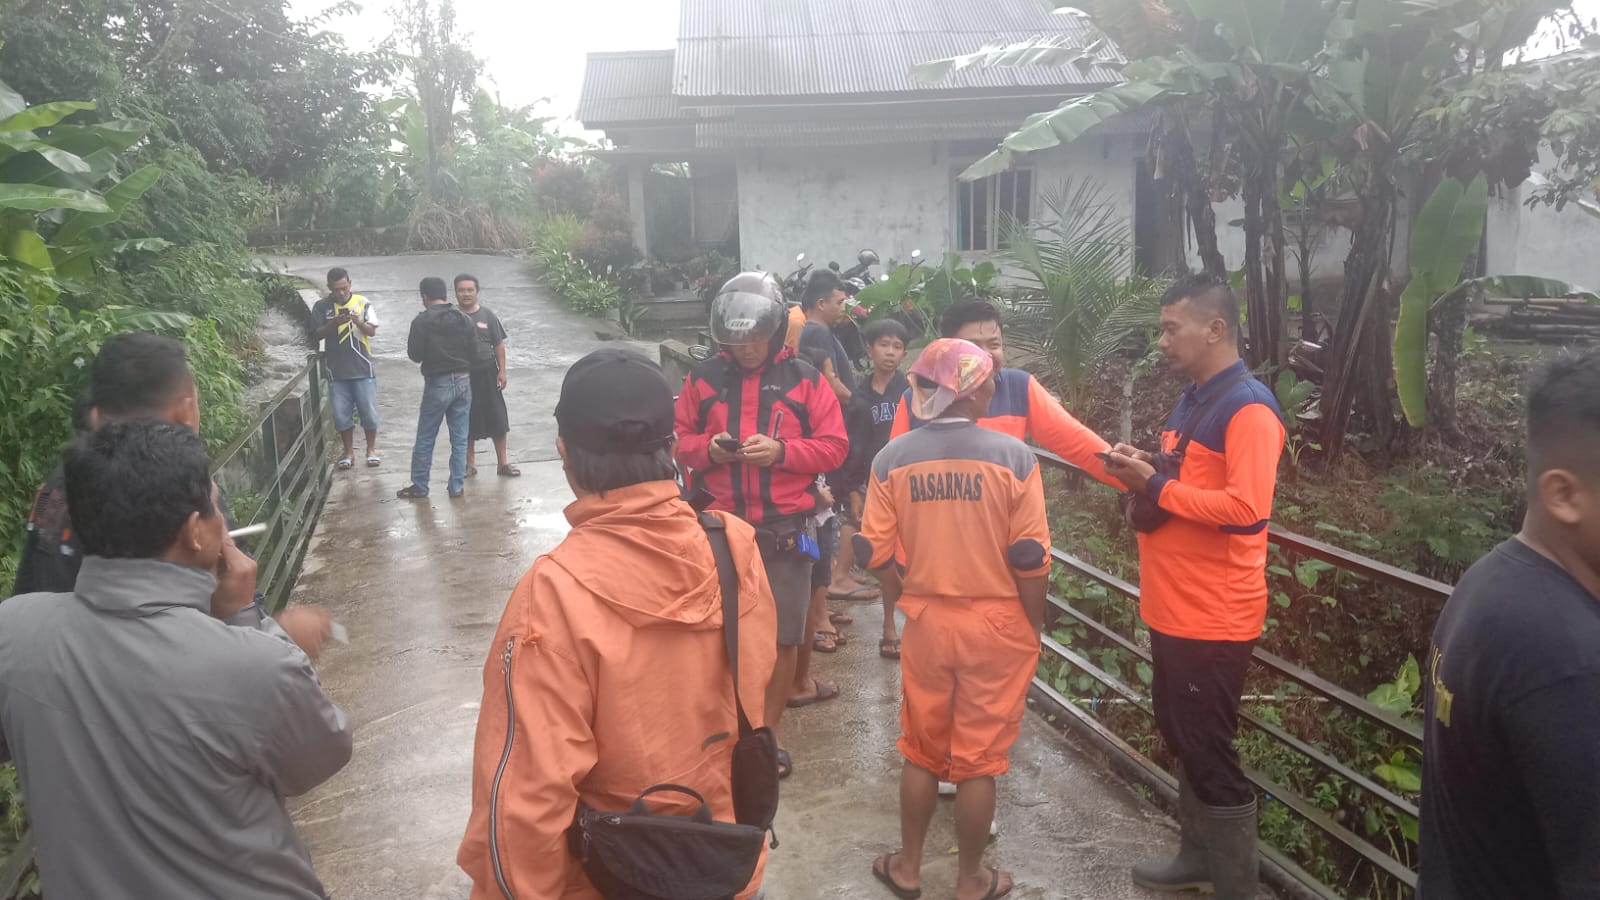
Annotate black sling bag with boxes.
[565,514,780,900]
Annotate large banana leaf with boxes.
[960,81,1168,180]
[4,228,54,270]
[911,36,1112,83]
[0,100,94,133]
[52,164,162,246]
[0,80,24,119]
[1394,174,1488,426]
[1179,0,1334,65]
[0,134,92,176]
[0,184,111,213]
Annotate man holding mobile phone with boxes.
[307,266,381,472]
[674,272,848,780]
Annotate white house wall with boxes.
[1486,182,1600,290]
[734,137,1142,278]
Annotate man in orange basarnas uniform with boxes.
[882,298,1119,654]
[1103,273,1285,900]
[856,338,1051,900]
[458,348,778,899]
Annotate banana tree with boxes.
[0,81,168,296]
[915,0,1341,376]
[1393,174,1599,435]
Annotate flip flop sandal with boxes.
[336,457,354,470]
[396,485,427,499]
[879,638,901,660]
[974,867,1013,900]
[365,455,381,467]
[785,679,839,708]
[497,464,522,477]
[465,465,478,478]
[812,630,839,654]
[776,748,793,780]
[871,852,922,900]
[827,585,881,601]
[828,610,854,626]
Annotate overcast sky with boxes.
[292,0,1600,124]
[293,0,679,124]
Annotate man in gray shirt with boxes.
[0,420,353,899]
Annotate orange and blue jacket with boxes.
[674,347,849,525]
[855,419,1052,610]
[458,481,778,899]
[1137,360,1286,642]
[889,367,1119,489]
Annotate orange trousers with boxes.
[896,596,1040,782]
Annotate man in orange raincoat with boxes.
[458,348,778,899]
[856,338,1052,900]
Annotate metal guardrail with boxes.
[1030,449,1448,899]
[211,353,336,613]
[1,354,335,899]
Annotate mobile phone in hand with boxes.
[1095,451,1115,464]
[715,437,743,452]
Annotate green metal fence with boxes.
[0,354,335,898]
[1031,450,1448,900]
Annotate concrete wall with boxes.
[1485,180,1600,290]
[734,136,1143,277]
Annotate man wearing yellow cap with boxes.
[854,338,1051,900]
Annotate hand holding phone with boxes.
[714,437,743,452]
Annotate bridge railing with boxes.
[1030,450,1448,900]
[1,354,335,899]
[210,354,336,613]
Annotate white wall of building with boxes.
[1486,181,1600,290]
[734,136,1143,278]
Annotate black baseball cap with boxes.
[555,348,676,455]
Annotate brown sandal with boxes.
[497,464,521,477]
[813,630,839,653]
[879,638,901,659]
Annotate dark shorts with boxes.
[468,367,509,441]
[811,517,840,590]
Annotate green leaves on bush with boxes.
[530,214,622,316]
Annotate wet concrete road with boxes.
[273,254,1190,899]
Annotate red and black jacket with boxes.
[674,347,849,526]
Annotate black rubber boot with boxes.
[1131,780,1212,893]
[1202,799,1258,900]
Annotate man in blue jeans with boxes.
[306,266,382,469]
[398,277,477,500]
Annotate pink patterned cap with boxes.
[908,338,995,419]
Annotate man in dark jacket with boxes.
[0,420,352,899]
[674,272,848,778]
[11,333,330,651]
[399,276,477,500]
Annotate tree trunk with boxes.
[1121,365,1136,444]
[1188,105,1228,277]
[1428,287,1469,444]
[1262,163,1291,372]
[1320,163,1396,460]
[1241,161,1269,369]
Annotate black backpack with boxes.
[565,514,780,900]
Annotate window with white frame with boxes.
[955,169,1034,252]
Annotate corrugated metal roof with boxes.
[674,0,1126,100]
[695,115,1031,148]
[575,50,681,126]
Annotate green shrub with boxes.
[529,215,622,315]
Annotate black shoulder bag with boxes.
[566,514,780,900]
[1123,372,1253,533]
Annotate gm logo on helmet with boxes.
[724,317,757,331]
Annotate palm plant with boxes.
[1000,179,1162,412]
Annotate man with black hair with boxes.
[885,298,1120,651]
[13,333,332,648]
[1102,273,1284,899]
[399,276,477,499]
[799,268,856,405]
[1419,351,1600,899]
[459,348,777,898]
[307,266,381,470]
[0,420,352,900]
[455,273,518,478]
